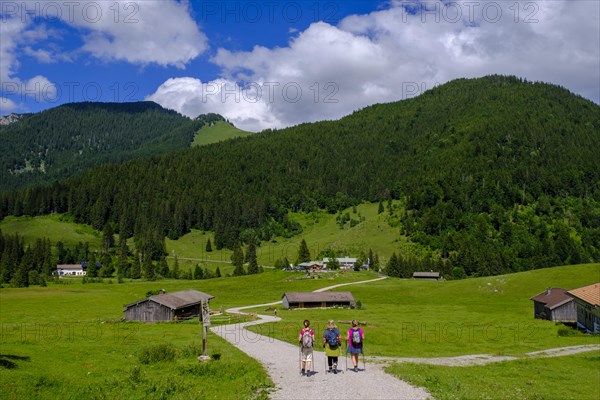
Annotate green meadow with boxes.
[1,262,599,399]
[192,120,253,147]
[1,201,415,272]
[0,270,370,399]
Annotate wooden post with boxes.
[198,299,211,362]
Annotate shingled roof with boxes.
[125,289,214,310]
[530,288,573,310]
[567,283,600,307]
[282,292,355,302]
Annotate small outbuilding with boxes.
[123,289,214,323]
[56,264,86,277]
[567,282,600,333]
[530,288,576,322]
[282,292,356,309]
[413,272,441,280]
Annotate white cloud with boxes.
[65,0,207,67]
[150,0,599,131]
[0,97,18,115]
[147,77,282,132]
[0,15,56,103]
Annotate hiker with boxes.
[298,319,315,376]
[274,308,277,317]
[322,319,341,374]
[346,319,364,371]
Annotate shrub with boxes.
[138,343,176,364]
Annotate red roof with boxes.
[567,283,600,307]
[530,288,573,310]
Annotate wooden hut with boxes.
[413,272,441,280]
[567,283,600,333]
[530,288,576,322]
[282,292,355,309]
[123,289,214,322]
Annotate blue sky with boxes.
[1,1,599,131]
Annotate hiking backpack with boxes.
[351,328,362,347]
[326,329,339,347]
[301,329,313,348]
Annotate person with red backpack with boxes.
[298,319,315,376]
[346,319,364,372]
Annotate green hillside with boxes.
[0,102,224,190]
[192,120,252,146]
[2,75,599,278]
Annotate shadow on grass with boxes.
[0,354,31,369]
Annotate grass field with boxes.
[0,214,102,249]
[246,264,600,357]
[1,263,598,398]
[192,121,253,147]
[387,350,600,400]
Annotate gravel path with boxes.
[211,314,431,400]
[210,276,431,399]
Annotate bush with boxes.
[138,343,176,364]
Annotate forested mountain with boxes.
[2,75,599,276]
[0,102,224,190]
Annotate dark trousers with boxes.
[327,356,338,368]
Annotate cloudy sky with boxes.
[1,0,599,131]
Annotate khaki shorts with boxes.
[301,347,313,362]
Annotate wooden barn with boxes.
[282,292,356,309]
[530,288,576,322]
[123,289,214,323]
[413,272,441,280]
[567,283,600,333]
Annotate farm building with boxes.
[413,272,441,280]
[123,289,214,323]
[56,264,86,276]
[297,261,324,270]
[323,257,357,270]
[567,283,600,333]
[282,292,356,309]
[530,288,576,322]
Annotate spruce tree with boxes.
[205,238,213,252]
[247,242,258,274]
[297,239,311,264]
[231,245,245,276]
[130,252,141,279]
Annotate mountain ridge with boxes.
[2,75,599,276]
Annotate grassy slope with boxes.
[0,215,102,249]
[191,121,252,147]
[2,202,418,271]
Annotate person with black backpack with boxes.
[322,320,341,374]
[346,319,364,372]
[298,319,314,376]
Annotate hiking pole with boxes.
[298,345,302,375]
[362,344,366,372]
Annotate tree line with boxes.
[1,75,599,278]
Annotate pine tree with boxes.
[172,255,180,279]
[386,252,400,277]
[297,239,311,264]
[205,238,213,252]
[130,252,141,279]
[247,242,259,274]
[194,264,203,279]
[117,237,129,277]
[378,201,384,214]
[215,266,221,277]
[102,223,115,251]
[231,244,245,276]
[142,253,156,281]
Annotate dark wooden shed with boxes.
[282,292,355,309]
[123,289,214,322]
[413,272,441,280]
[530,287,576,322]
